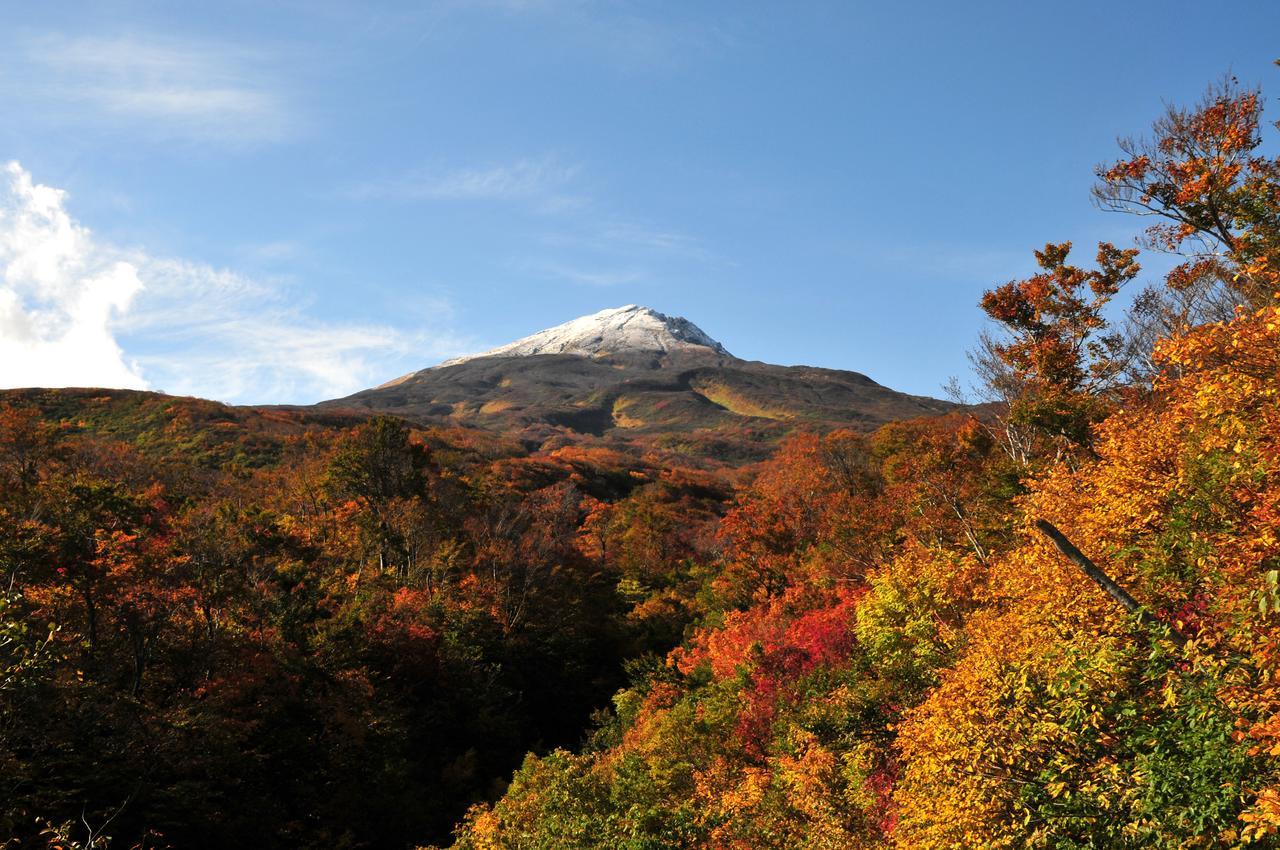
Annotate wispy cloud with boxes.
[0,162,469,404]
[118,257,470,403]
[597,223,695,253]
[516,215,727,289]
[13,34,298,146]
[541,219,722,263]
[349,157,583,210]
[527,261,646,287]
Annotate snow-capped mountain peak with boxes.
[437,305,730,368]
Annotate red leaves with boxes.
[674,587,862,756]
[365,587,442,672]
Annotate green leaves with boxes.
[1258,569,1280,617]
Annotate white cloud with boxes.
[15,34,297,146]
[0,162,146,390]
[118,257,468,403]
[0,162,467,404]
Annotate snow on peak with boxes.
[438,305,730,368]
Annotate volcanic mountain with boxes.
[323,305,954,458]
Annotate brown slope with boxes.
[320,349,957,460]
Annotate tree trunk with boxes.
[1033,519,1187,648]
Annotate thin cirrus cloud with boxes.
[527,261,646,287]
[349,158,584,210]
[0,161,467,404]
[12,33,298,146]
[352,157,716,288]
[523,217,725,288]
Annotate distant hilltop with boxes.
[399,305,730,380]
[325,305,955,460]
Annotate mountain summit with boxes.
[328,305,955,461]
[437,305,730,368]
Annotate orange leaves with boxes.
[1093,78,1280,306]
[980,240,1137,395]
[449,297,1280,848]
[1101,153,1152,183]
[712,432,877,602]
[441,75,1280,850]
[1165,257,1228,294]
[1188,90,1261,156]
[892,296,1280,846]
[975,239,1140,470]
[1155,304,1280,383]
[1241,787,1280,843]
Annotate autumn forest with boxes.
[6,74,1280,849]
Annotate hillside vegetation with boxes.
[3,75,1280,849]
[436,76,1280,848]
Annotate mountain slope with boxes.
[323,306,955,458]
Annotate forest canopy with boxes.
[4,74,1280,850]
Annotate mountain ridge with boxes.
[381,305,729,388]
[325,305,958,460]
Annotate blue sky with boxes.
[2,1,1279,403]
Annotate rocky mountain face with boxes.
[323,305,956,460]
